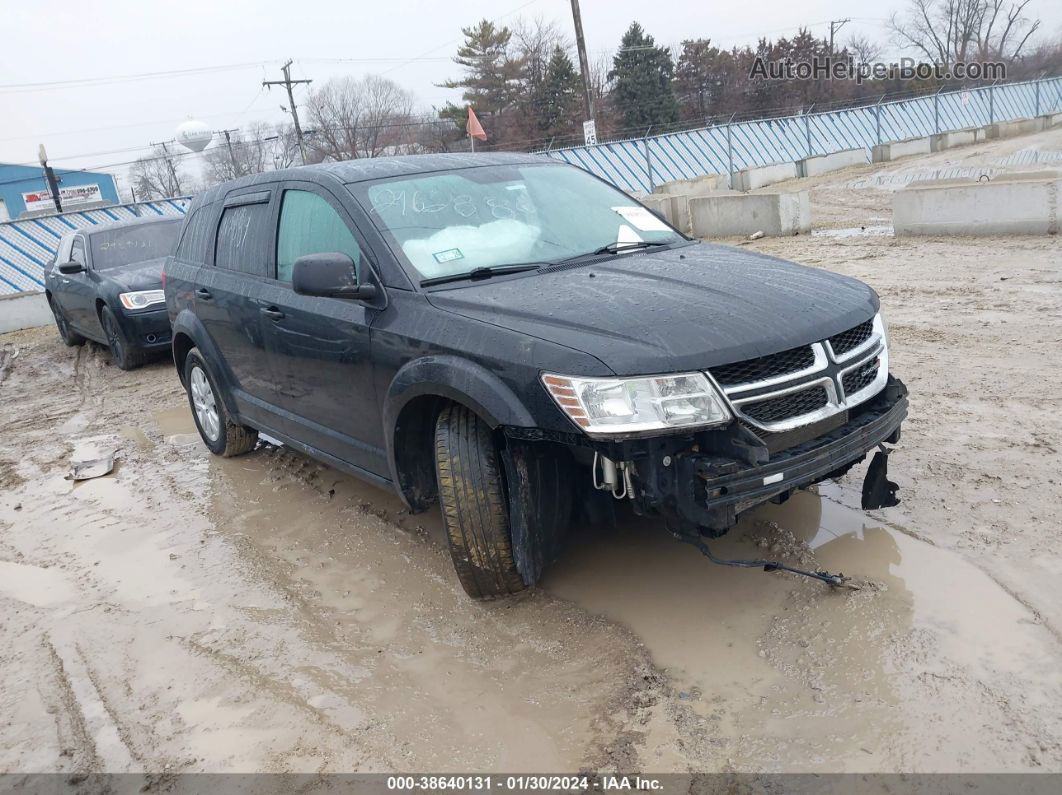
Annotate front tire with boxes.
[100,305,146,370]
[48,296,85,347]
[183,348,258,457]
[434,404,526,600]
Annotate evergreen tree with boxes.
[608,22,679,131]
[532,46,582,137]
[439,19,525,136]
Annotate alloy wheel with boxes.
[190,366,221,442]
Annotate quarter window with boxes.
[70,238,86,266]
[276,190,360,283]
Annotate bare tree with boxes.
[201,122,301,185]
[888,0,1041,64]
[846,34,884,63]
[304,75,418,161]
[128,145,186,200]
[513,15,571,89]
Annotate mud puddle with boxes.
[542,485,1062,772]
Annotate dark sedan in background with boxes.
[44,216,181,369]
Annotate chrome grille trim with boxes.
[709,314,888,433]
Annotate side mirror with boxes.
[58,261,85,275]
[292,252,377,300]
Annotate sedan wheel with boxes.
[190,365,221,442]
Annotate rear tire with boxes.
[183,348,258,457]
[100,305,146,371]
[48,297,85,347]
[434,404,526,600]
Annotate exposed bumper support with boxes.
[662,377,908,533]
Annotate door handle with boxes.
[195,288,213,300]
[260,306,285,321]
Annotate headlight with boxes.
[542,372,732,436]
[119,290,165,310]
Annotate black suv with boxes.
[164,153,907,599]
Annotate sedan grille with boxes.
[828,319,874,357]
[740,385,830,425]
[709,344,815,387]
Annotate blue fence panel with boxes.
[0,198,189,296]
[544,76,1062,193]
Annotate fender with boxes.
[169,308,241,419]
[383,355,538,506]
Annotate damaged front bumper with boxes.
[627,376,908,535]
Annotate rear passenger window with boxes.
[276,190,360,283]
[215,203,272,277]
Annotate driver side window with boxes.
[276,190,361,283]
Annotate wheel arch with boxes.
[384,356,537,512]
[170,309,239,417]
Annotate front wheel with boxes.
[100,305,145,370]
[183,348,258,457]
[434,404,527,600]
[48,297,85,347]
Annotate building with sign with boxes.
[0,162,119,220]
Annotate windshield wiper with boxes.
[420,263,542,287]
[592,240,671,256]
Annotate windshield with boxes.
[350,163,684,282]
[89,221,181,270]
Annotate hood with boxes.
[426,243,879,375]
[102,256,166,291]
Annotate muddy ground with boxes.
[2,129,1062,775]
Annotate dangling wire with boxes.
[678,533,861,590]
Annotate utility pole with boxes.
[568,0,596,142]
[38,144,63,214]
[150,140,182,196]
[221,129,241,177]
[826,19,850,103]
[264,60,312,164]
[827,19,850,59]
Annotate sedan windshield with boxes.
[350,163,685,283]
[90,221,181,270]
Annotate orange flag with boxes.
[466,106,487,141]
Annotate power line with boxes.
[0,60,277,94]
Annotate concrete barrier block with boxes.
[930,128,979,152]
[689,191,810,238]
[654,173,726,197]
[0,291,53,334]
[893,174,1062,236]
[872,137,932,162]
[985,118,1042,140]
[797,148,866,178]
[732,161,800,192]
[640,194,692,234]
[1039,113,1062,130]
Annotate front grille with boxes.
[741,385,829,425]
[709,344,815,387]
[842,358,879,395]
[828,319,874,357]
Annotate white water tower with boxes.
[176,119,213,153]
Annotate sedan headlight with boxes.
[542,372,732,436]
[119,290,165,310]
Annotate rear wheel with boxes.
[183,348,258,457]
[100,305,146,371]
[48,297,85,347]
[434,404,526,600]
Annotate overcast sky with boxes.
[3,0,1060,193]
